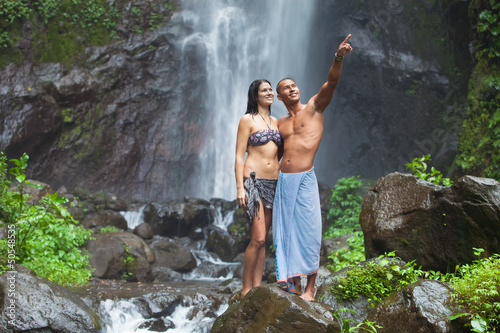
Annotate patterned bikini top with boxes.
[247,129,282,147]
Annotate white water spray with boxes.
[178,0,316,200]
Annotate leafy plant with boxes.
[99,225,120,233]
[406,154,454,186]
[449,248,500,332]
[324,176,366,271]
[331,252,422,307]
[327,231,365,272]
[325,175,364,237]
[0,152,93,285]
[477,0,500,59]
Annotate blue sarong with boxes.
[273,168,322,290]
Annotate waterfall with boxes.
[177,0,316,200]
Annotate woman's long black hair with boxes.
[245,79,272,115]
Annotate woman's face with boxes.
[257,82,274,107]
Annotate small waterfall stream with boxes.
[178,0,316,200]
[100,205,239,332]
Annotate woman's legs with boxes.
[252,207,272,287]
[241,200,271,296]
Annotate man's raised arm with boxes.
[313,34,353,112]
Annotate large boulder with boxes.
[81,210,128,231]
[85,231,155,281]
[144,200,214,238]
[86,233,128,279]
[0,268,101,332]
[364,280,468,332]
[206,227,242,262]
[211,284,341,333]
[107,231,155,282]
[360,173,500,271]
[150,236,197,273]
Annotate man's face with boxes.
[277,79,300,103]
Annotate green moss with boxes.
[61,108,73,123]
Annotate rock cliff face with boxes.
[0,0,473,202]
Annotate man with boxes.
[273,34,353,301]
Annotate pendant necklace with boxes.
[258,112,272,130]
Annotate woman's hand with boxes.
[237,188,247,209]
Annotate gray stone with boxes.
[0,270,101,332]
[364,280,469,332]
[211,284,341,333]
[360,173,500,271]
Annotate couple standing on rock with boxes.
[234,35,353,301]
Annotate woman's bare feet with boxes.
[241,288,251,297]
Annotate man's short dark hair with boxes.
[276,78,293,95]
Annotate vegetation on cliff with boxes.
[0,0,177,67]
[457,0,500,180]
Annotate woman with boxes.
[235,79,282,297]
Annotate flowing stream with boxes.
[177,0,316,200]
[94,206,239,332]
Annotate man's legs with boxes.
[292,276,302,296]
[300,274,317,301]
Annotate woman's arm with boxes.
[235,115,251,208]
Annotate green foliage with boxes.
[99,225,120,233]
[0,0,117,66]
[325,175,364,237]
[449,248,500,332]
[406,154,454,186]
[456,0,500,180]
[331,252,422,307]
[0,152,93,286]
[324,176,366,272]
[327,231,365,272]
[477,0,500,59]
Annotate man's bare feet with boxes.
[300,290,314,302]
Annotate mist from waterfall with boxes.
[177,0,316,200]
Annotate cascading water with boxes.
[178,0,316,200]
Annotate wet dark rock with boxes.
[81,210,128,231]
[364,280,469,332]
[137,318,174,332]
[150,236,197,273]
[152,267,183,282]
[211,284,341,333]
[86,233,128,279]
[86,231,154,281]
[108,231,155,282]
[134,222,154,239]
[0,269,101,332]
[16,179,53,204]
[144,201,214,238]
[193,261,237,279]
[211,198,239,221]
[206,227,241,262]
[361,173,500,271]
